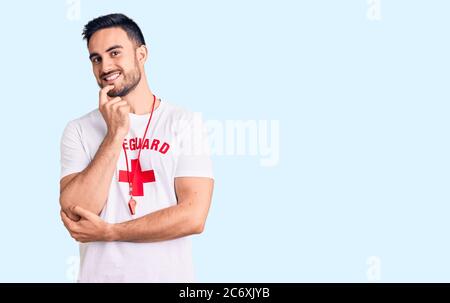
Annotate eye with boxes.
[92,57,101,64]
[111,51,120,57]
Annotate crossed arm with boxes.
[59,133,214,243]
[60,176,214,243]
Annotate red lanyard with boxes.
[122,94,156,215]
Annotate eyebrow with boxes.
[89,45,124,60]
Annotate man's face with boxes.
[88,27,142,97]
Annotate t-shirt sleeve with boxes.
[60,120,91,179]
[174,113,214,179]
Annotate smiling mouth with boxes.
[102,71,121,82]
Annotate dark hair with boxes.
[82,13,146,46]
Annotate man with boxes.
[59,13,214,282]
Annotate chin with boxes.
[107,90,120,98]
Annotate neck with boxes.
[121,75,159,115]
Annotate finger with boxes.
[61,207,81,222]
[68,212,81,222]
[71,205,97,221]
[72,232,88,243]
[71,232,81,242]
[60,210,75,231]
[104,98,124,112]
[99,85,115,106]
[110,100,128,110]
[60,209,69,223]
[105,97,122,105]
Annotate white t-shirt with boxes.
[60,100,214,283]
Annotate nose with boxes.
[100,57,116,76]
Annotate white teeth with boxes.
[105,73,120,81]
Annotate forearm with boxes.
[60,133,123,215]
[111,202,204,243]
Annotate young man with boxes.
[59,13,214,282]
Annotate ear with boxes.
[136,45,148,65]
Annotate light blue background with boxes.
[0,0,449,282]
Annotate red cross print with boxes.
[118,159,156,196]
